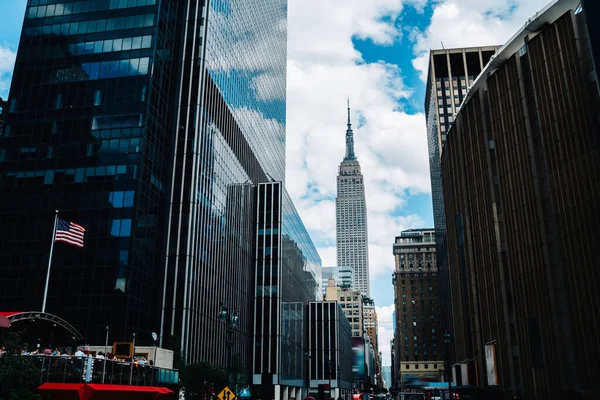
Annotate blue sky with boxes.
[0,0,554,366]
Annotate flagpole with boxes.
[42,210,59,313]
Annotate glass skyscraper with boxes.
[0,1,321,391]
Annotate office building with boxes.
[441,0,600,397]
[363,297,378,353]
[307,301,353,399]
[336,103,369,296]
[424,45,500,345]
[362,297,381,387]
[392,229,443,382]
[0,0,181,347]
[0,1,321,393]
[325,278,364,338]
[321,266,354,294]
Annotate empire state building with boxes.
[336,102,370,296]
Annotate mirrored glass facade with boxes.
[0,0,178,345]
[1,1,322,385]
[252,182,321,394]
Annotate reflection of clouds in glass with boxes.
[205,0,288,181]
[281,188,322,301]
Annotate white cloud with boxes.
[286,0,555,369]
[376,304,396,366]
[412,0,554,80]
[0,45,16,98]
[287,0,432,290]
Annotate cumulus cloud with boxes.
[412,0,554,80]
[0,45,16,98]
[376,304,396,366]
[287,0,432,286]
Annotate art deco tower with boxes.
[336,102,369,296]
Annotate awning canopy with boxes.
[38,383,174,400]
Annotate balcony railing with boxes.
[22,355,178,386]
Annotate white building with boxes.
[336,102,370,296]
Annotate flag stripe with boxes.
[56,232,83,243]
[55,237,84,248]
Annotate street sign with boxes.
[218,387,236,400]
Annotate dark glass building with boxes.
[306,301,353,399]
[441,0,600,397]
[0,0,178,346]
[0,1,322,391]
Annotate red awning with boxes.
[0,312,21,318]
[0,316,10,329]
[38,383,175,400]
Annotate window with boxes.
[94,90,102,106]
[55,93,64,109]
[8,98,17,113]
[111,219,132,237]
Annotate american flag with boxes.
[55,218,85,248]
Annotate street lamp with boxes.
[443,331,452,400]
[218,303,239,387]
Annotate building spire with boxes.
[344,98,356,161]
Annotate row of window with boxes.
[402,314,437,320]
[70,35,153,56]
[404,364,439,369]
[27,0,156,19]
[47,57,150,85]
[402,286,435,291]
[4,164,137,184]
[402,293,435,298]
[24,14,155,37]
[404,336,438,343]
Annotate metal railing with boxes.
[22,355,178,386]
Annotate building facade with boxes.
[321,266,354,294]
[0,0,181,347]
[441,0,600,397]
[0,1,321,392]
[336,103,369,296]
[424,45,500,350]
[307,301,353,399]
[325,278,364,338]
[362,297,381,386]
[392,229,444,383]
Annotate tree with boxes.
[0,333,40,400]
[181,362,227,400]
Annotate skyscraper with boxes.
[441,0,600,396]
[391,229,444,383]
[0,2,321,391]
[424,45,500,347]
[336,102,369,296]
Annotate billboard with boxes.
[352,337,366,379]
[485,343,498,386]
